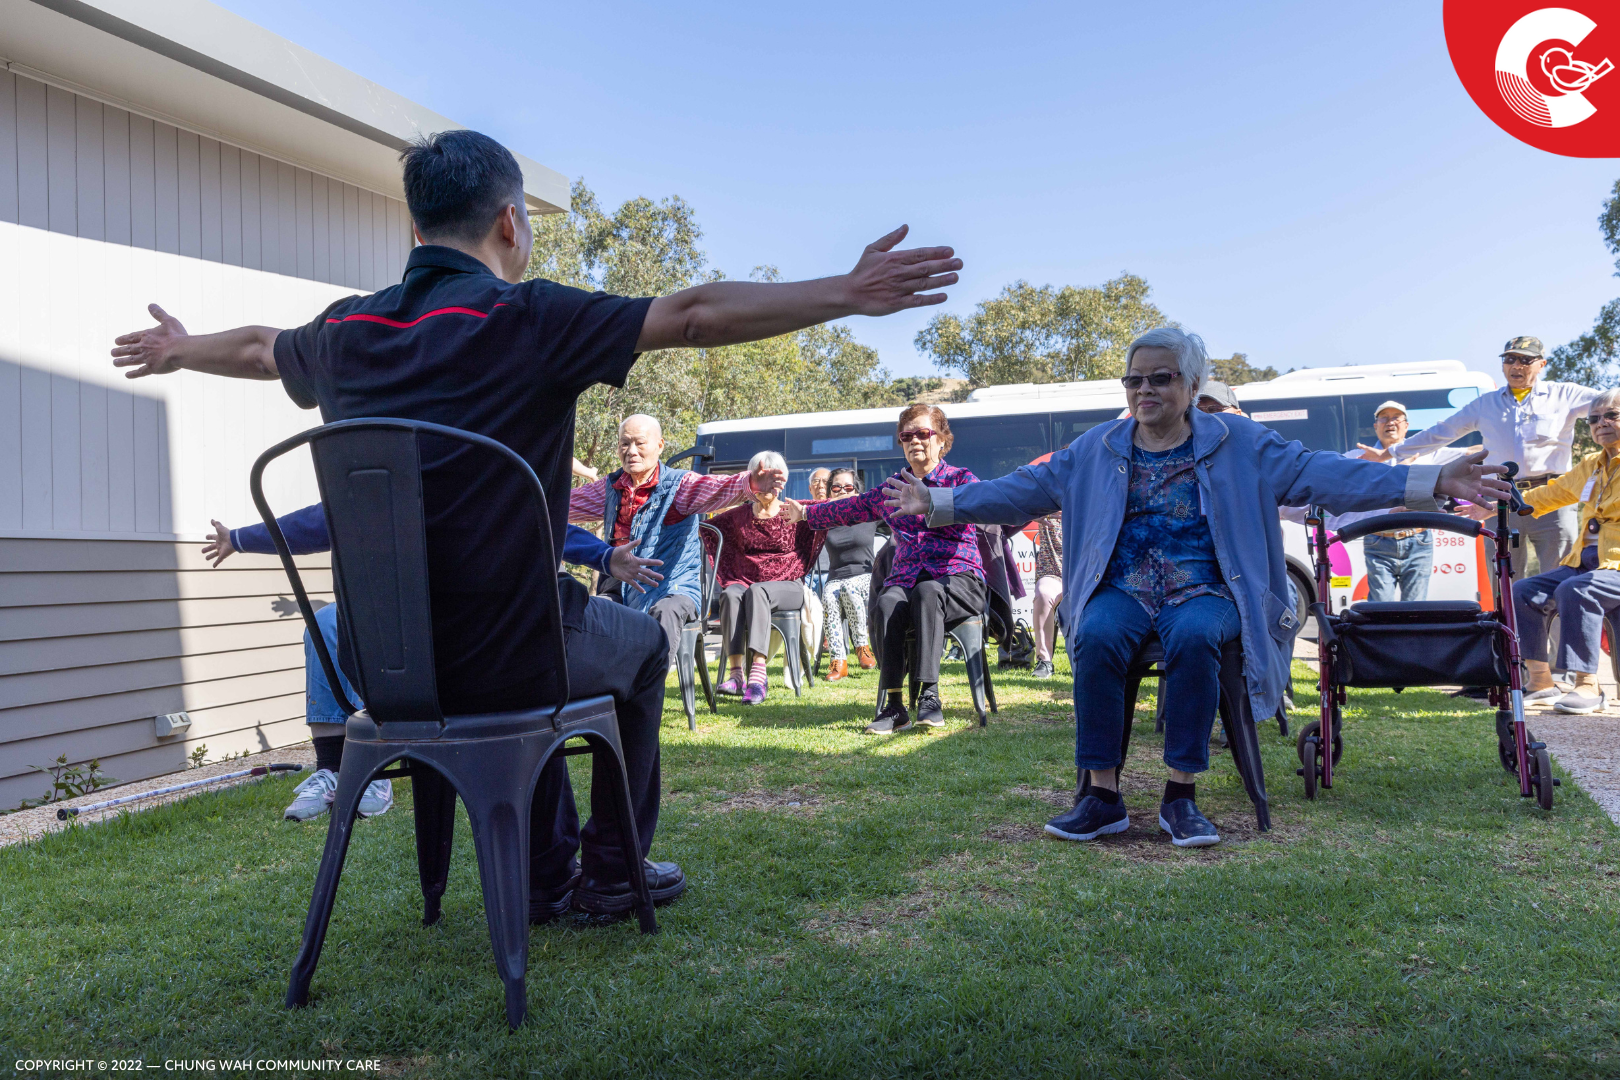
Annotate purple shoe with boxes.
[743,681,768,705]
[717,676,744,697]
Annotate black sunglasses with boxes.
[1120,371,1183,390]
[1590,410,1620,424]
[1501,356,1542,367]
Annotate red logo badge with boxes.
[1445,2,1620,156]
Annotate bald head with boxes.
[617,413,666,484]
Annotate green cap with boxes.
[1501,336,1544,358]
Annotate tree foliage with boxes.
[1548,178,1620,389]
[1210,352,1280,385]
[527,180,910,473]
[913,274,1168,387]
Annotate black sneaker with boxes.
[530,868,582,924]
[865,699,912,734]
[1158,798,1220,848]
[1032,660,1054,679]
[1044,795,1130,841]
[916,687,945,727]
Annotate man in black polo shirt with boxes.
[111,129,961,918]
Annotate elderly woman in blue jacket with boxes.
[885,327,1511,848]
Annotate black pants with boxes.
[528,595,667,887]
[599,579,699,669]
[720,581,803,657]
[873,572,987,692]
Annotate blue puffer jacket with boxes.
[931,408,1445,719]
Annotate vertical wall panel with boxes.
[176,130,200,260]
[239,150,260,271]
[310,175,329,284]
[356,186,374,291]
[342,184,360,289]
[385,199,400,283]
[295,168,314,280]
[277,161,296,277]
[16,77,48,230]
[74,98,104,242]
[371,193,386,290]
[219,145,241,267]
[0,73,17,224]
[101,107,130,247]
[258,155,278,276]
[128,114,155,250]
[45,86,76,237]
[199,138,221,264]
[0,225,19,528]
[131,392,159,533]
[152,122,178,255]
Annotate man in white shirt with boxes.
[1362,336,1599,577]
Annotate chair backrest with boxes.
[698,520,723,620]
[250,417,569,727]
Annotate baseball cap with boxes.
[1197,379,1241,410]
[1372,400,1407,418]
[1501,335,1544,358]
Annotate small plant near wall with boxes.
[6,754,117,813]
[187,744,248,769]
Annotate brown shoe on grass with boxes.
[856,645,877,670]
[827,659,849,681]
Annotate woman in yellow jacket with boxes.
[1514,390,1620,714]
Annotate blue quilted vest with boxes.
[601,464,704,612]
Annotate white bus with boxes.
[689,360,1497,630]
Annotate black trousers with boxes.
[528,595,667,887]
[873,572,987,692]
[720,581,804,657]
[648,594,698,668]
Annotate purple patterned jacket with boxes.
[805,461,984,589]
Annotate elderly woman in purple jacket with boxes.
[885,328,1512,848]
[784,403,984,734]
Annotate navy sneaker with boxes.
[1158,799,1220,848]
[1044,795,1130,841]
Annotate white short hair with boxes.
[1593,389,1620,415]
[749,450,787,476]
[1124,327,1209,392]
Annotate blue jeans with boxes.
[1363,531,1432,602]
[1070,586,1243,775]
[1512,546,1620,674]
[305,602,362,724]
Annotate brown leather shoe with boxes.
[856,646,877,670]
[827,659,849,681]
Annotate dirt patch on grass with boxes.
[706,786,825,814]
[985,822,1050,843]
[1006,784,1074,808]
[805,888,944,946]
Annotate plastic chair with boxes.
[250,418,655,1031]
[768,583,818,696]
[1081,634,1271,831]
[674,523,722,729]
[867,545,998,727]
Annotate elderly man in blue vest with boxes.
[570,413,786,664]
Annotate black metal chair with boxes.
[673,523,722,729]
[1079,634,1271,831]
[867,542,998,726]
[768,579,818,696]
[250,418,655,1031]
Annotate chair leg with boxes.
[696,630,716,714]
[677,629,698,731]
[411,763,457,927]
[1120,674,1143,775]
[1216,648,1271,832]
[1154,674,1167,733]
[587,731,658,936]
[287,748,381,1009]
[779,617,803,697]
[459,770,536,1030]
[954,627,989,727]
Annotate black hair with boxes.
[828,467,861,493]
[399,130,525,245]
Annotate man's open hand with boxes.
[608,545,664,593]
[111,304,188,379]
[1356,443,1394,462]
[882,470,931,517]
[750,462,787,496]
[1435,449,1513,508]
[844,226,961,316]
[201,519,235,568]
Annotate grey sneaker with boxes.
[358,778,394,817]
[916,687,945,727]
[1032,660,1055,680]
[283,768,337,821]
[1554,688,1606,714]
[1523,687,1563,704]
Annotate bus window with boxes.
[1342,389,1482,451]
[1246,398,1347,452]
[787,423,896,461]
[856,457,906,494]
[945,415,1051,481]
[1051,409,1127,450]
[784,461,856,500]
[707,429,783,471]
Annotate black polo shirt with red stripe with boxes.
[273,244,651,710]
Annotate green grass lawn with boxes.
[4,654,1619,1079]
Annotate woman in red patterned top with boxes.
[709,450,825,704]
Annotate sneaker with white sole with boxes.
[358,778,394,817]
[1554,688,1606,714]
[283,768,338,821]
[1523,687,1563,704]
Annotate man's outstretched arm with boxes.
[636,225,960,352]
[111,304,280,381]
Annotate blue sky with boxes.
[218,0,1620,381]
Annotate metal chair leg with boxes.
[411,762,457,927]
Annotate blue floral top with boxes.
[1102,440,1232,616]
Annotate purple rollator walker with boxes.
[1303,462,1558,810]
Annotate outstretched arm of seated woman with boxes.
[786,486,886,528]
[882,455,1063,526]
[1270,437,1512,514]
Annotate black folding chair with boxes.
[675,524,722,729]
[1079,634,1271,832]
[867,543,998,726]
[251,418,655,1031]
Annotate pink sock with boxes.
[728,662,745,682]
[749,657,768,685]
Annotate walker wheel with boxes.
[1498,737,1518,775]
[1298,737,1320,800]
[1531,747,1555,811]
[1296,720,1342,767]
